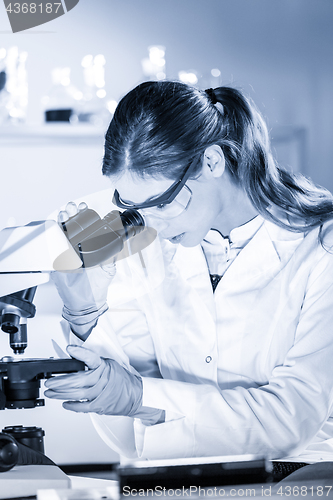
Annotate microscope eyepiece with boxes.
[119,209,145,228]
[61,207,146,268]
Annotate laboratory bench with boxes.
[60,462,118,481]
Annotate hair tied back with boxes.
[205,88,224,115]
[205,88,218,104]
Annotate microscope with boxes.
[0,203,154,495]
[0,203,150,412]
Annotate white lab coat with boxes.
[61,189,333,463]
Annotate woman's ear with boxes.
[202,145,225,179]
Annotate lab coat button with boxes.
[205,356,212,363]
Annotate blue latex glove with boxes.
[44,345,143,416]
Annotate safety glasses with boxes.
[113,154,202,219]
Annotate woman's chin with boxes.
[179,233,203,248]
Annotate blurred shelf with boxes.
[0,123,305,146]
[0,123,106,146]
[0,123,307,172]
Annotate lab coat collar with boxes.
[174,219,305,295]
[228,215,265,245]
[217,222,284,292]
[202,215,264,249]
[218,220,305,292]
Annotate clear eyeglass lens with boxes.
[141,185,192,219]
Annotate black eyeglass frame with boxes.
[113,154,202,210]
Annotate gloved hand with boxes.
[44,345,143,416]
[51,202,116,340]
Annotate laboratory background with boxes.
[0,0,332,468]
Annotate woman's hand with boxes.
[44,345,143,416]
[51,262,116,338]
[51,202,116,340]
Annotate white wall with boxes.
[0,130,109,228]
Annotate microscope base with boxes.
[0,464,70,499]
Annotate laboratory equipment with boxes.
[78,54,110,126]
[118,455,273,490]
[0,47,28,124]
[0,203,150,496]
[0,425,54,473]
[0,204,150,410]
[0,357,85,410]
[43,68,81,123]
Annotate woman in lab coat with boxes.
[46,81,333,480]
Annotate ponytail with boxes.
[207,86,333,233]
[103,80,333,234]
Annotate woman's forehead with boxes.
[112,171,173,205]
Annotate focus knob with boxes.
[0,433,19,472]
